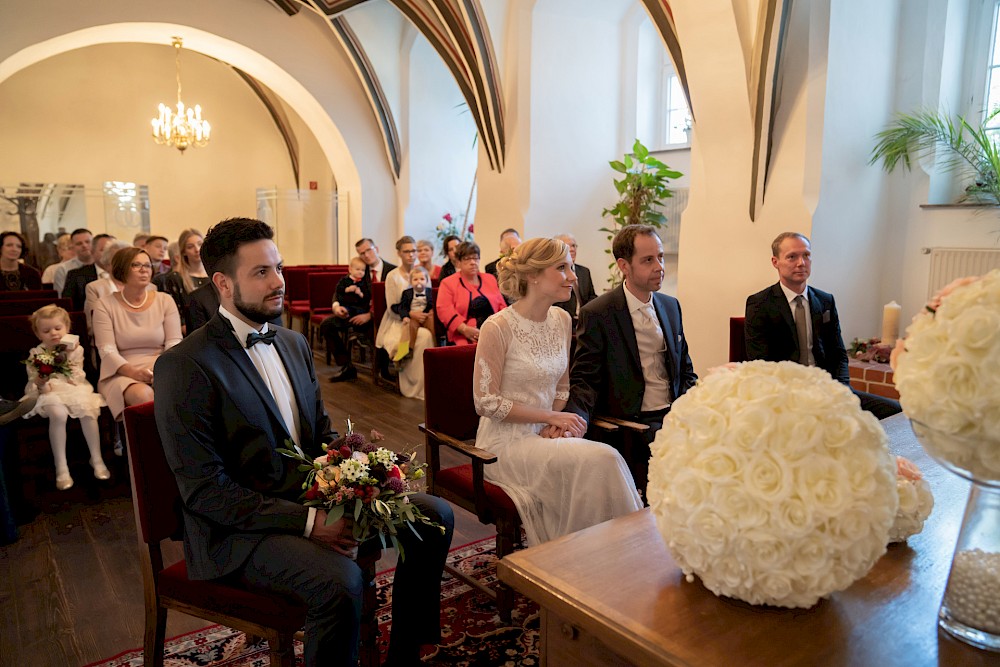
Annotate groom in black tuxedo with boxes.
[567,224,698,494]
[744,232,901,419]
[154,217,453,667]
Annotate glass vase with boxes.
[911,419,1000,651]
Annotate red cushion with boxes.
[730,316,747,363]
[436,464,517,513]
[288,304,311,318]
[158,560,306,632]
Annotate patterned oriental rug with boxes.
[84,537,540,667]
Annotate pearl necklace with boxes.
[121,289,148,309]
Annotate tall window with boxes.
[662,63,692,146]
[983,1,1000,131]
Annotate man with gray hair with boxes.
[484,228,521,277]
[553,233,597,323]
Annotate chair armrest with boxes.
[593,415,650,432]
[418,423,497,464]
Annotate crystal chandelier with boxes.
[151,37,210,153]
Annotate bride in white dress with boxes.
[472,237,642,546]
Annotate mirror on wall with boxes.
[1,182,150,271]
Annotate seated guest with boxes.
[144,235,171,276]
[152,241,181,292]
[84,240,149,336]
[484,228,521,277]
[133,233,149,249]
[436,241,507,346]
[158,229,210,334]
[416,239,441,280]
[0,231,42,291]
[744,232,903,419]
[93,247,182,422]
[437,234,461,281]
[553,232,597,325]
[376,237,435,399]
[474,236,641,546]
[392,264,435,363]
[41,233,73,285]
[63,234,115,311]
[321,257,371,381]
[53,228,94,296]
[154,217,454,667]
[567,224,698,496]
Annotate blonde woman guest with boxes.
[436,241,506,345]
[93,247,181,420]
[159,229,209,332]
[472,237,641,546]
[375,236,434,399]
[416,239,441,280]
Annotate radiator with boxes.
[660,188,688,253]
[926,247,1000,298]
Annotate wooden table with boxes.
[498,414,1000,666]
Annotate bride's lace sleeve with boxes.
[555,309,571,402]
[473,317,513,421]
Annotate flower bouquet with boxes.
[891,269,1000,649]
[647,361,898,608]
[435,212,472,245]
[23,343,73,380]
[848,336,893,363]
[279,420,443,558]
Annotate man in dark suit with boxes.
[483,228,520,277]
[553,233,598,324]
[62,233,113,311]
[154,218,454,667]
[744,232,901,419]
[567,224,698,494]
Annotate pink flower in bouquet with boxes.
[468,224,475,234]
[927,276,980,313]
[896,455,923,482]
[443,213,453,223]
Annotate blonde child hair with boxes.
[30,304,72,337]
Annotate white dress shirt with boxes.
[218,306,316,535]
[623,282,672,412]
[778,282,815,366]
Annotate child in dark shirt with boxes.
[335,257,371,317]
[392,265,435,362]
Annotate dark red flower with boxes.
[37,364,54,376]
[304,481,321,500]
[339,445,353,459]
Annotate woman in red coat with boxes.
[436,241,507,345]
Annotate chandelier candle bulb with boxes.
[881,301,901,347]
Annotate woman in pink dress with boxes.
[93,247,182,420]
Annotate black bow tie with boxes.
[246,329,277,348]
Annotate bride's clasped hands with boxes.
[539,411,587,439]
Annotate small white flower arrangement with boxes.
[888,456,934,543]
[891,269,1000,481]
[648,361,898,608]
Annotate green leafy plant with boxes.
[869,108,1000,205]
[600,139,682,286]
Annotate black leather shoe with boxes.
[329,366,358,383]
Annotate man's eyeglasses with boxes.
[131,263,153,271]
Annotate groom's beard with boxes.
[233,283,284,325]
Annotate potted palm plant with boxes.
[869,108,1000,205]
[600,139,683,286]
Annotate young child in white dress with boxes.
[23,305,108,490]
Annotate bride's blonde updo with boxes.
[496,237,570,300]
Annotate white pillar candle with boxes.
[882,301,902,347]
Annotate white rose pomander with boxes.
[648,361,898,608]
[888,456,934,543]
[891,269,1000,481]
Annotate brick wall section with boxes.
[848,359,900,400]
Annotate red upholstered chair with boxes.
[730,316,747,362]
[418,344,521,622]
[0,297,72,315]
[281,267,312,332]
[0,289,57,301]
[369,282,399,392]
[122,401,381,667]
[307,271,346,346]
